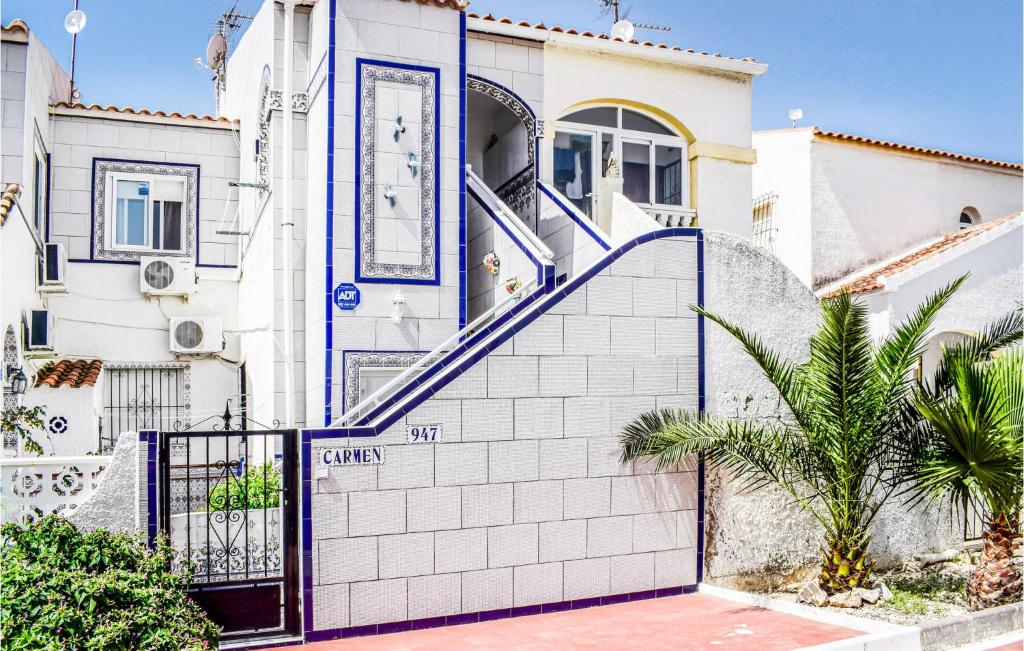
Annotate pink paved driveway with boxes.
[273,593,861,650]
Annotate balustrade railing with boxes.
[643,205,697,227]
[0,455,112,525]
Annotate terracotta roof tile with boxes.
[466,12,758,63]
[0,183,20,227]
[402,0,468,9]
[824,213,1022,298]
[34,359,103,389]
[55,102,235,125]
[814,128,1022,171]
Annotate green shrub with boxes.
[207,464,281,511]
[0,515,219,650]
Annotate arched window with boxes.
[553,106,687,218]
[959,206,980,229]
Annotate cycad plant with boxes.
[621,278,965,596]
[903,310,1023,610]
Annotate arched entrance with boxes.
[466,75,539,229]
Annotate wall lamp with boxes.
[6,365,28,396]
[391,289,407,324]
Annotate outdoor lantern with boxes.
[8,366,28,396]
[391,289,407,324]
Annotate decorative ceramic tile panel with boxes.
[343,350,427,413]
[91,160,199,262]
[356,60,440,284]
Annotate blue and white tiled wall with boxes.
[306,233,702,637]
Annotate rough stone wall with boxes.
[309,234,700,631]
[702,231,967,588]
[70,431,141,533]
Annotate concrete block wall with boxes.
[308,233,700,632]
[48,113,240,266]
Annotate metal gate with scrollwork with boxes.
[159,428,299,643]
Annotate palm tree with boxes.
[620,278,965,596]
[904,310,1023,610]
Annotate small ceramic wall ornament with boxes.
[483,251,500,275]
[505,278,522,294]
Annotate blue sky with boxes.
[5,0,1021,162]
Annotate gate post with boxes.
[139,429,158,546]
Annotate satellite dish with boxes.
[64,9,87,34]
[611,19,635,42]
[206,33,227,68]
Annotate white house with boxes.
[1,1,1017,645]
[752,126,1022,289]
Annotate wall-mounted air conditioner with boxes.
[39,243,67,290]
[169,317,223,354]
[140,256,196,297]
[24,309,55,351]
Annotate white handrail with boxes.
[467,167,555,262]
[0,455,112,467]
[328,276,539,428]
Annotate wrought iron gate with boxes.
[159,428,299,642]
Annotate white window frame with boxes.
[555,106,690,211]
[104,171,188,255]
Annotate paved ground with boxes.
[275,593,862,650]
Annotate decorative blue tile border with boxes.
[537,181,613,251]
[304,585,697,643]
[354,58,441,285]
[458,12,468,330]
[141,429,158,547]
[322,0,337,428]
[696,230,706,583]
[300,429,313,636]
[341,349,428,414]
[465,182,556,291]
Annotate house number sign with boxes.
[407,424,441,444]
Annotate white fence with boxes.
[0,455,112,526]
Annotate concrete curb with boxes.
[919,602,1023,651]
[698,584,921,651]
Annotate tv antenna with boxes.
[595,0,671,37]
[195,3,254,111]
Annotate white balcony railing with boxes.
[642,205,697,228]
[0,455,112,525]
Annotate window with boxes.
[959,206,980,229]
[554,106,688,216]
[107,174,186,253]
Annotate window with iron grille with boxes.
[752,191,777,251]
[101,363,190,452]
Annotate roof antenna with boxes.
[64,0,87,104]
[596,0,671,39]
[196,2,254,113]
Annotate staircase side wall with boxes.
[305,233,701,635]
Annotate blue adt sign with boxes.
[333,283,360,311]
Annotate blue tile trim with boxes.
[536,182,613,251]
[323,0,337,427]
[465,182,555,291]
[353,58,442,286]
[302,226,701,440]
[44,152,52,243]
[458,12,467,330]
[300,429,313,636]
[695,229,706,584]
[83,158,234,267]
[302,584,698,642]
[141,430,158,547]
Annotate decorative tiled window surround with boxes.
[91,159,199,262]
[342,350,427,414]
[256,66,272,199]
[355,59,441,285]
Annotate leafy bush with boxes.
[207,464,281,511]
[0,515,219,650]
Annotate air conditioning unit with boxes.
[39,243,67,289]
[24,309,55,351]
[169,317,223,354]
[140,256,196,297]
